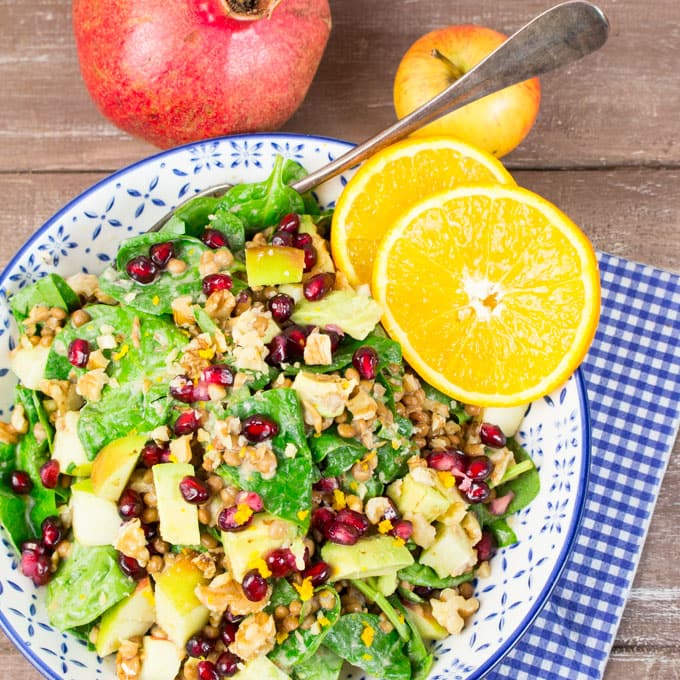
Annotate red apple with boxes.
[393,25,541,158]
[72,0,332,148]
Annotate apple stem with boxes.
[431,48,464,82]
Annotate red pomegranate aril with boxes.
[278,213,300,234]
[174,409,201,435]
[335,508,369,536]
[283,325,308,357]
[180,476,211,505]
[118,488,144,519]
[41,516,62,551]
[302,560,330,586]
[241,569,268,601]
[39,459,60,489]
[215,651,240,677]
[313,476,339,493]
[169,374,195,403]
[126,255,159,284]
[381,498,400,521]
[266,334,290,366]
[265,548,297,578]
[466,456,493,481]
[118,553,146,580]
[218,506,253,532]
[390,519,413,541]
[10,470,33,495]
[301,243,317,272]
[475,530,498,562]
[201,364,234,387]
[241,414,279,442]
[197,660,219,680]
[142,522,159,542]
[267,293,295,323]
[303,273,335,301]
[21,548,51,586]
[413,585,435,599]
[462,480,491,504]
[235,490,264,512]
[479,422,507,449]
[186,634,215,658]
[140,440,168,467]
[21,539,46,555]
[427,449,468,474]
[201,228,227,249]
[220,620,239,647]
[351,346,379,380]
[323,329,342,353]
[312,507,335,533]
[325,520,359,545]
[67,338,91,368]
[149,241,175,267]
[203,272,233,296]
[292,232,312,249]
[271,230,294,247]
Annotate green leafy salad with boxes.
[0,156,539,680]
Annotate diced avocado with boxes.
[245,245,305,286]
[153,556,209,648]
[387,472,451,523]
[375,571,398,597]
[71,479,122,546]
[96,578,156,657]
[291,290,383,341]
[52,410,92,476]
[321,535,414,582]
[138,636,184,680]
[8,342,50,390]
[153,462,200,546]
[91,433,147,501]
[482,404,527,437]
[233,654,291,680]
[402,601,449,641]
[222,512,303,582]
[420,522,477,579]
[291,371,356,418]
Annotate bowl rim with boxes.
[0,132,592,680]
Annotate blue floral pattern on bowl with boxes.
[0,133,590,680]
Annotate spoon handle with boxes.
[291,1,609,195]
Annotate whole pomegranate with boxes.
[72,0,332,148]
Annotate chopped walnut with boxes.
[10,404,28,434]
[86,349,110,371]
[365,497,394,525]
[430,588,479,635]
[409,512,436,548]
[303,329,333,365]
[195,573,270,616]
[171,295,197,328]
[347,389,378,421]
[461,511,482,545]
[76,368,109,402]
[192,551,218,580]
[229,612,276,662]
[115,519,150,567]
[0,420,19,445]
[205,289,236,324]
[115,638,141,680]
[169,434,193,464]
[38,379,84,416]
[179,333,216,378]
[488,446,516,487]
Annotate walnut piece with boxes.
[115,519,150,567]
[430,588,480,635]
[229,611,276,662]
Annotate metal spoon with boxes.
[148,0,609,231]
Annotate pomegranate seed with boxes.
[169,374,196,403]
[323,329,342,353]
[39,459,60,489]
[466,456,493,481]
[381,499,400,522]
[292,232,312,249]
[480,422,507,448]
[283,325,308,358]
[197,660,219,680]
[475,530,498,562]
[265,548,297,578]
[312,507,335,533]
[202,273,232,297]
[10,470,33,495]
[234,289,252,306]
[21,539,46,555]
[118,553,146,580]
[302,561,330,586]
[215,651,240,677]
[220,620,239,646]
[303,273,335,301]
[325,520,359,545]
[241,570,268,601]
[462,480,491,504]
[201,364,234,387]
[277,213,300,234]
[300,244,317,272]
[390,519,413,541]
[313,477,340,493]
[224,609,244,624]
[41,516,62,551]
[267,293,295,323]
[413,585,435,599]
[126,255,158,284]
[241,414,279,442]
[201,228,227,249]
[266,334,290,366]
[180,476,211,504]
[352,346,379,380]
[174,409,201,435]
[67,338,91,368]
[218,505,253,532]
[149,241,175,268]
[234,490,264,512]
[118,488,144,519]
[271,230,294,247]
[140,440,168,467]
[335,509,369,536]
[21,548,51,586]
[427,449,468,474]
[186,635,215,658]
[142,522,158,542]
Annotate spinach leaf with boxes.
[395,599,434,680]
[290,645,343,680]
[0,440,14,481]
[421,382,470,424]
[0,483,32,550]
[10,274,79,324]
[323,612,411,680]
[208,208,246,252]
[398,562,474,590]
[267,578,299,611]
[172,196,220,234]
[281,160,321,217]
[489,518,518,547]
[309,431,367,473]
[46,544,135,630]
[217,388,313,530]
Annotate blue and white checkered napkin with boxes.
[488,252,680,679]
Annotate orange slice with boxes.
[371,184,601,406]
[331,136,515,286]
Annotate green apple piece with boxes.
[138,636,184,680]
[152,462,200,546]
[153,556,209,648]
[52,410,93,476]
[222,512,302,582]
[321,535,413,582]
[233,655,291,680]
[96,578,156,657]
[8,342,50,390]
[481,404,527,438]
[387,472,452,523]
[420,522,477,579]
[245,245,305,287]
[71,479,121,546]
[291,290,383,341]
[402,601,449,641]
[91,433,148,501]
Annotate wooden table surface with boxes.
[1,0,679,677]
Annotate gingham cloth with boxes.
[488,252,680,679]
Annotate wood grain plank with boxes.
[1,0,680,172]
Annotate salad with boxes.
[0,156,539,680]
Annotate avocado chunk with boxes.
[233,655,291,680]
[91,433,147,501]
[153,462,201,546]
[138,636,184,680]
[321,535,414,582]
[420,522,477,579]
[402,601,449,641]
[387,472,452,523]
[71,479,121,546]
[245,245,305,286]
[375,571,398,597]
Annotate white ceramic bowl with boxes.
[0,133,590,680]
